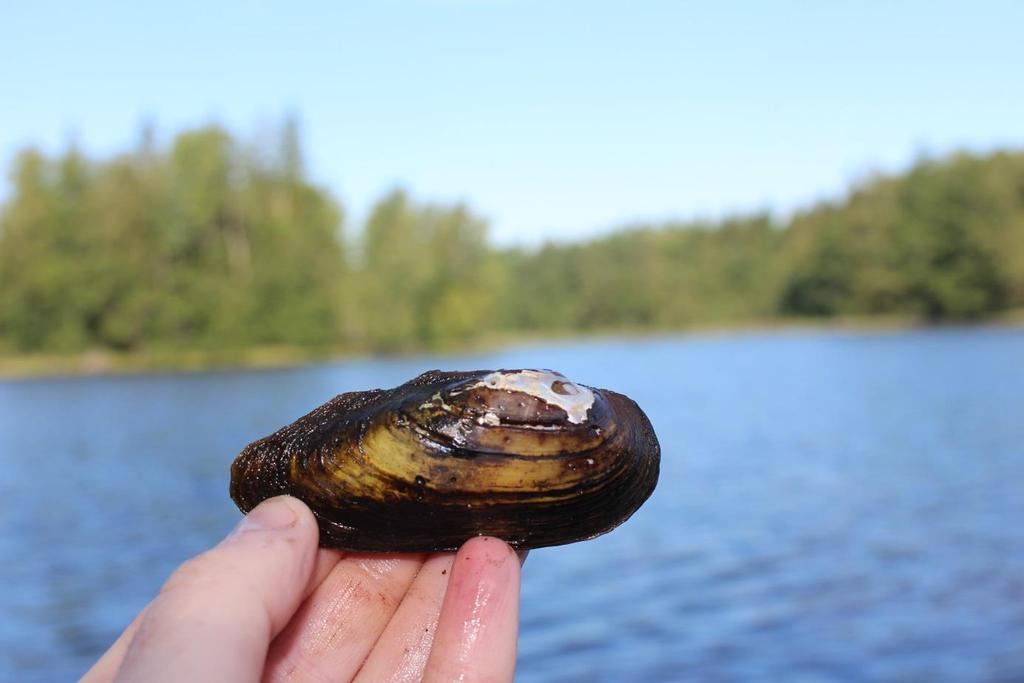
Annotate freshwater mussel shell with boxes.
[229,369,660,551]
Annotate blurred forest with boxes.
[1,121,1022,360]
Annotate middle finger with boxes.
[262,552,426,682]
[352,552,456,683]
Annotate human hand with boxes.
[82,496,522,682]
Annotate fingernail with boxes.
[236,496,299,533]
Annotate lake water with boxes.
[2,327,1023,682]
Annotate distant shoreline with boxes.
[2,312,1022,381]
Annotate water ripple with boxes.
[2,327,1023,681]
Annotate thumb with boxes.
[113,496,320,683]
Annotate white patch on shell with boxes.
[474,370,595,424]
[476,411,501,426]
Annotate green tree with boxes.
[2,134,1022,359]
[0,121,346,354]
[354,190,495,350]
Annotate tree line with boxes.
[1,122,1021,356]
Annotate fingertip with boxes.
[456,536,521,583]
[447,537,520,601]
[458,535,519,563]
[278,494,318,529]
[422,536,521,683]
[227,495,321,566]
[233,495,316,536]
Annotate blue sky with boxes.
[2,1,1022,245]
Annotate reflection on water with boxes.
[2,327,1023,681]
